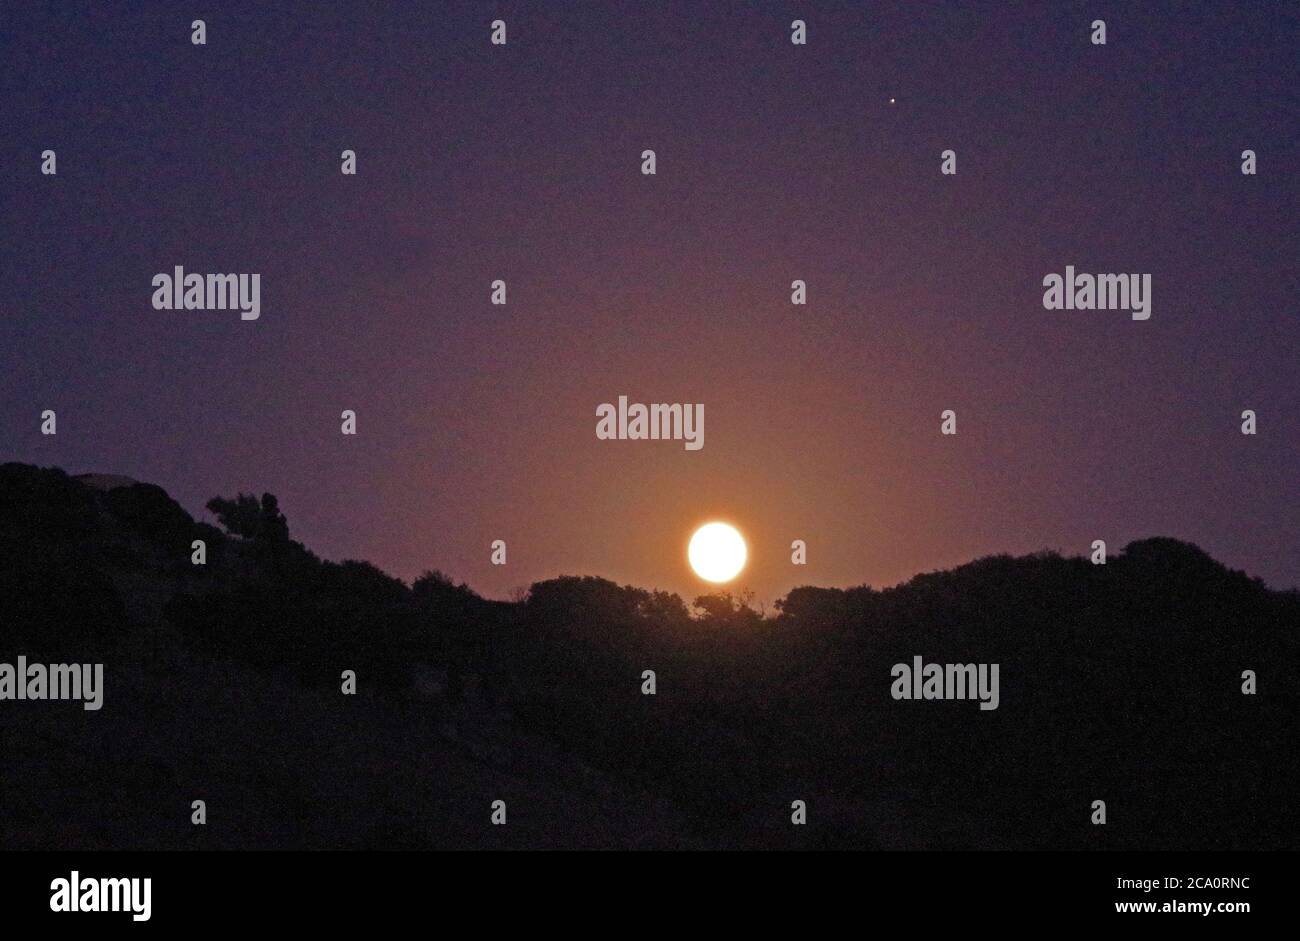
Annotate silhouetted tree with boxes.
[259,493,288,542]
[206,493,263,539]
[693,590,763,628]
[206,491,289,543]
[5,462,1299,851]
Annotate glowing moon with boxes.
[688,522,747,583]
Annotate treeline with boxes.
[2,462,1297,849]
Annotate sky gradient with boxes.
[2,1,1297,602]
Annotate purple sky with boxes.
[2,2,1297,601]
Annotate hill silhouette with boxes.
[1,462,1295,849]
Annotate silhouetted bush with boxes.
[2,462,1296,850]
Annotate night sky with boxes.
[2,1,1296,602]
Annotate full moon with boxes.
[688,522,748,583]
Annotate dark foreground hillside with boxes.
[1,462,1296,850]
